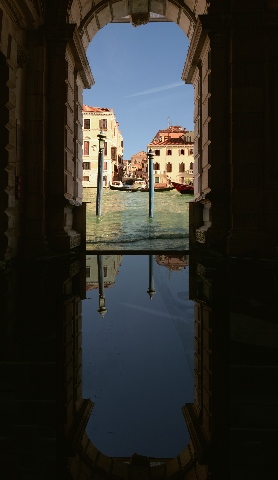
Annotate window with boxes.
[83,176,89,181]
[83,141,89,155]
[179,163,185,172]
[104,266,107,277]
[86,267,90,277]
[166,162,172,173]
[154,162,160,170]
[84,119,90,129]
[189,148,193,155]
[167,149,172,155]
[155,177,160,183]
[99,119,107,130]
[180,149,185,155]
[111,146,117,160]
[104,162,107,171]
[104,142,107,156]
[83,162,90,170]
[187,136,191,142]
[190,162,193,170]
[155,150,160,156]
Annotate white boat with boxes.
[109,181,136,191]
[109,181,124,190]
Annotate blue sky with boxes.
[83,21,194,160]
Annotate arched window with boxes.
[154,162,160,170]
[180,149,185,155]
[166,162,172,173]
[179,163,185,172]
[190,162,193,170]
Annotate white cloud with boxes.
[125,81,185,98]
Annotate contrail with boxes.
[125,81,184,98]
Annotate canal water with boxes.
[84,188,193,250]
[82,254,194,458]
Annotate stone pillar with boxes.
[183,15,230,252]
[45,24,93,251]
[21,29,48,255]
[227,0,278,257]
[185,2,278,258]
[0,23,19,262]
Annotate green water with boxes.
[84,188,193,250]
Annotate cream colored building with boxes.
[82,106,124,188]
[147,127,194,185]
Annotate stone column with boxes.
[21,29,48,255]
[0,26,19,262]
[227,1,278,257]
[45,24,93,251]
[183,15,231,252]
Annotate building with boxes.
[147,127,194,185]
[129,151,148,179]
[86,255,123,290]
[82,106,124,188]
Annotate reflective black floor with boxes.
[82,254,194,457]
[0,249,277,479]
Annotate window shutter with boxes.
[99,119,107,130]
[84,141,89,155]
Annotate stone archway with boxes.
[61,3,210,478]
[69,0,204,45]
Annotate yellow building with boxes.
[147,127,194,185]
[82,106,124,188]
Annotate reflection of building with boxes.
[147,127,194,185]
[86,255,123,290]
[82,106,124,188]
[155,254,189,271]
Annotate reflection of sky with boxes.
[82,255,194,458]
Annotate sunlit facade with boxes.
[82,106,124,188]
[147,127,194,184]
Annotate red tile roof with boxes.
[157,126,187,134]
[149,126,194,146]
[149,136,191,146]
[83,105,111,112]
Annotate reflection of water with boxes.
[84,189,193,250]
[82,254,194,458]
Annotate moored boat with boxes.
[171,182,194,195]
[134,179,147,190]
[139,185,174,192]
[109,181,124,190]
[110,181,138,191]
